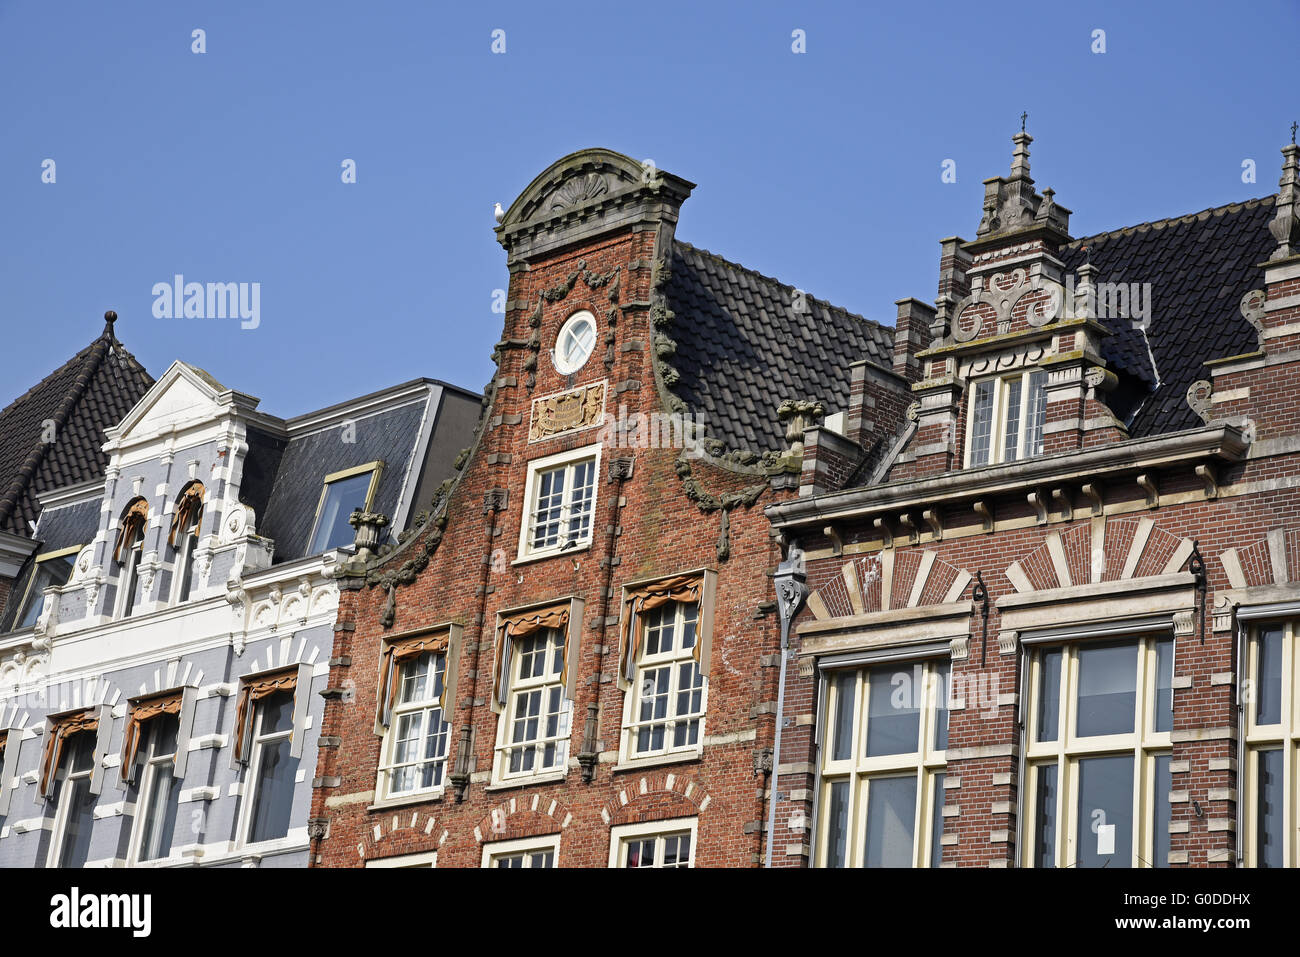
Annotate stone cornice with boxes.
[766,424,1249,531]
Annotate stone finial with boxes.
[975,132,1071,240]
[347,509,389,562]
[1268,142,1300,261]
[1009,131,1033,183]
[777,399,825,456]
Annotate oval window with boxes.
[554,311,597,375]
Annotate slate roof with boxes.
[1059,196,1275,437]
[663,240,895,454]
[0,316,153,537]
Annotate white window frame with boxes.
[515,444,602,563]
[1021,634,1173,868]
[1242,619,1298,868]
[116,535,144,619]
[608,816,698,868]
[377,651,451,801]
[307,460,384,555]
[238,688,299,847]
[170,502,202,605]
[492,626,572,784]
[619,598,708,763]
[365,850,438,868]
[128,713,183,865]
[13,544,81,631]
[553,310,598,375]
[481,833,562,868]
[814,657,950,868]
[963,368,1047,468]
[46,730,98,868]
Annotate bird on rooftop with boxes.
[493,202,505,225]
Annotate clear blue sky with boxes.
[2,0,1296,416]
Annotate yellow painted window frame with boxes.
[308,460,384,552]
[962,368,1046,468]
[14,544,82,629]
[1242,620,1298,867]
[1021,635,1171,868]
[815,659,948,868]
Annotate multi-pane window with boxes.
[169,485,203,604]
[483,836,559,868]
[554,310,597,375]
[133,715,182,862]
[380,652,450,798]
[1244,621,1298,867]
[610,820,696,868]
[522,452,598,558]
[243,691,300,844]
[817,659,949,867]
[497,628,570,780]
[1023,635,1174,867]
[966,369,1047,467]
[49,732,98,867]
[15,547,78,631]
[625,601,705,759]
[308,463,382,554]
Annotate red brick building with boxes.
[308,149,894,867]
[766,133,1300,868]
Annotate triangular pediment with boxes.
[107,361,252,443]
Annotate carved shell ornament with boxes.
[549,173,609,211]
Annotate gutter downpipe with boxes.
[765,544,808,868]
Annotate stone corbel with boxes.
[873,516,893,550]
[1172,611,1195,637]
[898,512,919,546]
[1080,483,1104,516]
[1211,594,1234,633]
[1050,488,1071,523]
[1028,491,1048,526]
[797,656,817,679]
[1195,463,1219,501]
[949,636,969,660]
[823,524,843,557]
[922,509,943,542]
[973,500,994,533]
[998,630,1019,656]
[1136,473,1160,509]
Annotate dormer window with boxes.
[308,461,383,554]
[966,369,1047,467]
[14,546,80,631]
[168,481,205,603]
[113,498,149,618]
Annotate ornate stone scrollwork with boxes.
[548,173,610,211]
[1187,380,1214,424]
[1240,289,1266,348]
[951,271,1064,344]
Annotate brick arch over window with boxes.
[1218,527,1300,589]
[599,770,713,827]
[1004,517,1195,593]
[806,549,972,621]
[473,793,574,844]
[355,809,445,862]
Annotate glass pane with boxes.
[248,738,299,843]
[866,667,920,757]
[1075,754,1134,867]
[1025,370,1047,456]
[932,662,950,752]
[929,772,946,868]
[310,472,373,553]
[138,764,180,861]
[1257,748,1284,868]
[1036,650,1062,742]
[863,775,917,867]
[969,381,995,467]
[19,554,76,630]
[830,672,856,761]
[825,780,850,868]
[1255,627,1283,726]
[1076,642,1137,737]
[1152,754,1171,868]
[1002,377,1023,463]
[58,774,97,867]
[177,534,196,603]
[1154,638,1174,733]
[1034,763,1058,868]
[259,690,295,735]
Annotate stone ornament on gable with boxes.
[1240,289,1266,349]
[529,381,607,441]
[548,172,610,211]
[1187,379,1214,424]
[951,270,1064,344]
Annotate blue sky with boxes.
[1,0,1296,415]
